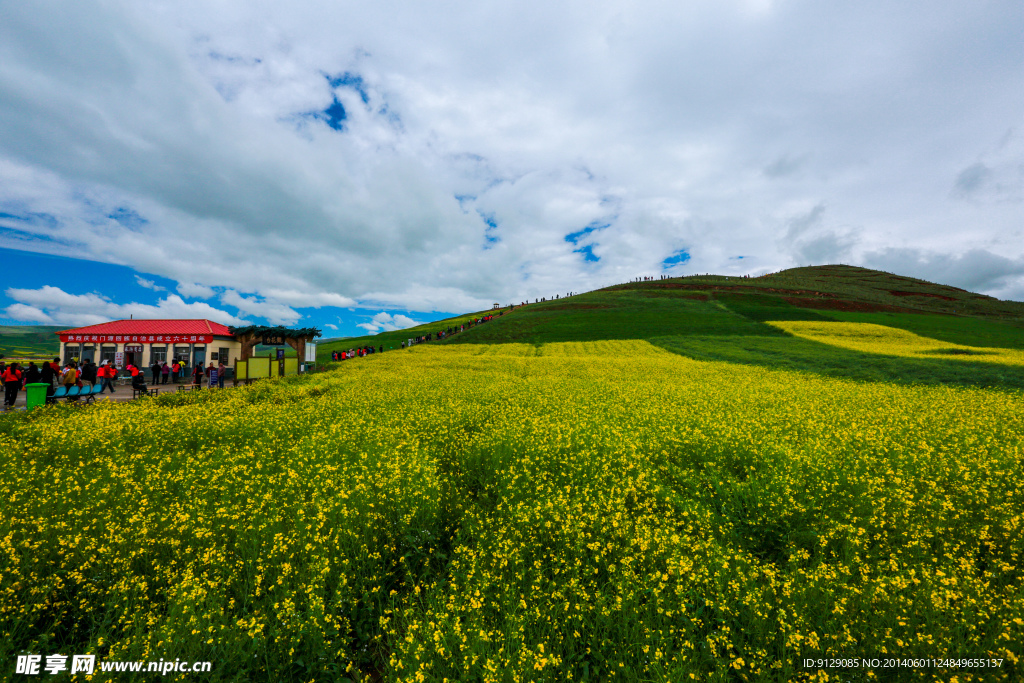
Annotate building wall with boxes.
[60,337,241,370]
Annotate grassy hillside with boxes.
[447,265,1024,343]
[316,307,502,359]
[0,324,62,359]
[437,266,1024,390]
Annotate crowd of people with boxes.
[332,346,382,360]
[2,357,102,408]
[0,355,230,409]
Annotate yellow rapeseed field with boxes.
[1,340,1021,681]
[769,320,1024,367]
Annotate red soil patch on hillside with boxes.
[889,290,956,301]
[782,297,926,314]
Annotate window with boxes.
[151,346,167,363]
[219,347,230,364]
[100,345,117,365]
[174,346,190,362]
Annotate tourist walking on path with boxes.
[218,360,226,388]
[192,363,204,386]
[172,360,180,383]
[2,362,22,409]
[99,362,116,394]
[161,362,170,384]
[151,361,161,385]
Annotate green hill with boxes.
[316,307,503,358]
[0,325,62,359]
[430,265,1024,390]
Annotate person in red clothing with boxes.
[2,362,23,409]
[99,362,117,394]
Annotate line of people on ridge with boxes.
[517,292,576,305]
[628,275,752,282]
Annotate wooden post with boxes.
[238,333,259,362]
[285,336,308,368]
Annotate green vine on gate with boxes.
[229,326,322,362]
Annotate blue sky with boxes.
[0,247,457,337]
[1,0,1022,325]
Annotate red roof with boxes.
[56,319,234,336]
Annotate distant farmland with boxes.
[0,324,61,359]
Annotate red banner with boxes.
[59,334,213,344]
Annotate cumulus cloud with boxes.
[135,276,165,291]
[356,312,420,334]
[5,303,54,324]
[177,282,215,299]
[778,203,858,266]
[219,290,300,326]
[0,0,1021,310]
[4,286,251,327]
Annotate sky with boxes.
[0,0,1022,336]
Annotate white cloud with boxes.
[356,312,420,334]
[4,286,250,327]
[0,0,1021,309]
[260,289,356,308]
[177,282,215,299]
[5,303,54,324]
[324,323,338,330]
[135,275,165,291]
[220,290,301,326]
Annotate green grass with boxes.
[817,311,1024,349]
[316,308,502,360]
[712,293,835,322]
[0,325,62,359]
[447,290,781,344]
[607,265,1024,321]
[651,334,1024,391]
[438,270,1024,390]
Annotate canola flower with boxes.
[768,320,1024,367]
[0,340,1021,682]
